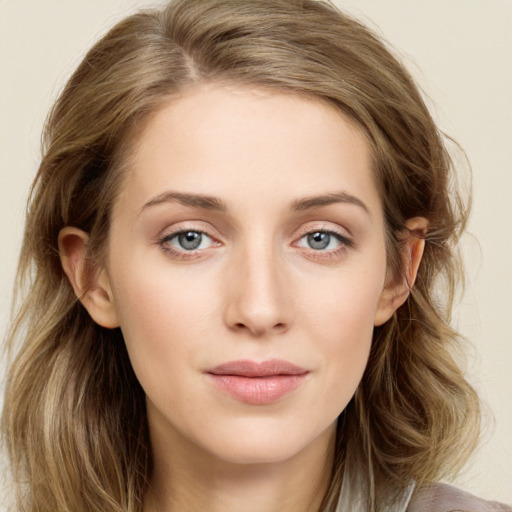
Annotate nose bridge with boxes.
[224,234,291,336]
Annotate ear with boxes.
[58,226,120,329]
[374,217,428,326]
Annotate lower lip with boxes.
[207,374,308,405]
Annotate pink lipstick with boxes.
[206,359,309,405]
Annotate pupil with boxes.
[308,232,330,250]
[179,231,202,250]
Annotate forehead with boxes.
[115,84,380,217]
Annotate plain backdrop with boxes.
[1,0,511,504]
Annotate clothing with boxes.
[335,473,415,511]
[335,478,512,512]
[407,483,512,512]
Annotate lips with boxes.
[206,359,309,405]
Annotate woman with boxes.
[1,0,510,511]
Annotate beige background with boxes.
[1,0,511,504]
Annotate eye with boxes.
[162,230,214,252]
[296,230,353,251]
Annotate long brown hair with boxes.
[2,1,479,510]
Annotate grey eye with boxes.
[176,231,203,250]
[159,229,216,255]
[307,232,331,250]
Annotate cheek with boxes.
[300,265,385,400]
[303,261,384,341]
[108,259,219,384]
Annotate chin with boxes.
[196,417,335,466]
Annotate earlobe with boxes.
[374,217,428,326]
[58,226,120,329]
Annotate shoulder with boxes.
[407,482,512,512]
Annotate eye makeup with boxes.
[155,220,356,263]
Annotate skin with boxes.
[59,84,426,512]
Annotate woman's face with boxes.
[105,84,392,465]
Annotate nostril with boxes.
[232,321,287,334]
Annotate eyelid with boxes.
[163,230,214,249]
[156,221,220,242]
[296,230,352,247]
[290,222,355,260]
[156,221,223,259]
[292,222,353,244]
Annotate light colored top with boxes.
[336,476,512,512]
[407,483,512,512]
[336,470,415,511]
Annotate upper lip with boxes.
[207,359,309,377]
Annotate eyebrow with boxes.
[290,192,370,217]
[140,190,370,217]
[140,192,228,214]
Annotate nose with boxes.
[223,242,292,337]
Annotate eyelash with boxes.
[157,227,354,261]
[157,228,219,260]
[293,229,354,260]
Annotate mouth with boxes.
[206,359,310,405]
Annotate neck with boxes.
[144,418,337,512]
